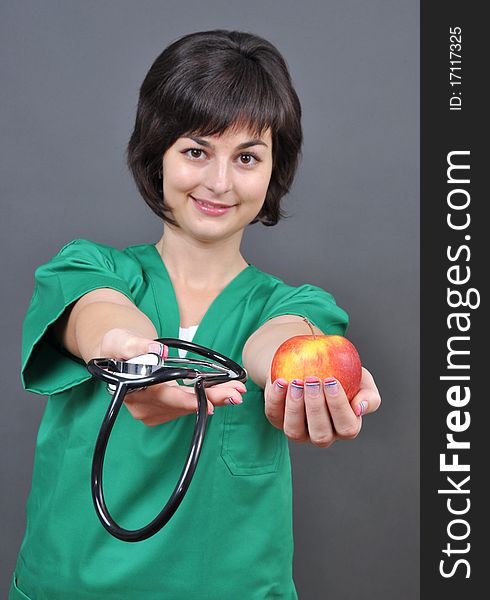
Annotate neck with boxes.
[155,225,249,291]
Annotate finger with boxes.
[124,394,191,422]
[323,378,361,440]
[148,341,169,360]
[178,382,246,408]
[303,376,335,448]
[126,385,194,412]
[211,380,248,394]
[156,384,205,412]
[350,368,382,416]
[204,384,245,406]
[157,386,216,415]
[265,378,288,429]
[283,379,309,443]
[100,329,169,361]
[126,383,243,424]
[124,384,209,425]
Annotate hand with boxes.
[99,328,247,426]
[264,367,381,448]
[124,379,247,426]
[98,327,168,361]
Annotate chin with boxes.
[196,222,246,243]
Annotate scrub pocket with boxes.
[220,385,283,475]
[9,575,32,600]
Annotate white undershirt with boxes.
[178,324,199,358]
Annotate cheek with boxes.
[163,160,201,193]
[240,170,272,204]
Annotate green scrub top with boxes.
[10,239,348,600]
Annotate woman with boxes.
[10,29,381,599]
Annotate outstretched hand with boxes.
[99,328,247,426]
[264,367,381,447]
[124,379,247,426]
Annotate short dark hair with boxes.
[126,29,302,226]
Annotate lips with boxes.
[190,195,235,209]
[190,195,236,216]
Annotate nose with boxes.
[203,157,232,197]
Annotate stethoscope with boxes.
[87,338,247,542]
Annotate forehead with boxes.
[186,125,272,146]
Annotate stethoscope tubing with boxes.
[87,337,247,542]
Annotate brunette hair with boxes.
[127,29,302,226]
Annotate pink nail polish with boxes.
[323,378,339,395]
[356,401,367,416]
[290,379,304,400]
[225,397,243,405]
[148,342,168,359]
[274,379,287,390]
[305,376,320,397]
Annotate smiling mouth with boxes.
[190,195,236,209]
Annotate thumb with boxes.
[147,341,169,360]
[99,329,168,361]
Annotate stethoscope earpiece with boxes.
[87,338,247,542]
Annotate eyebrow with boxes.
[187,136,269,150]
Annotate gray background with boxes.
[0,1,419,598]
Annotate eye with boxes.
[238,153,260,167]
[182,147,207,160]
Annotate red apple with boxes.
[271,319,362,401]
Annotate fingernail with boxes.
[290,379,304,400]
[274,378,288,391]
[356,401,367,416]
[225,397,243,405]
[305,376,321,397]
[148,342,168,359]
[208,406,214,415]
[323,377,339,395]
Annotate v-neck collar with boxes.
[128,243,259,357]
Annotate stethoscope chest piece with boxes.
[87,337,247,542]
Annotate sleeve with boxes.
[21,239,142,396]
[256,282,349,336]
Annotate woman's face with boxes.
[162,126,273,243]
